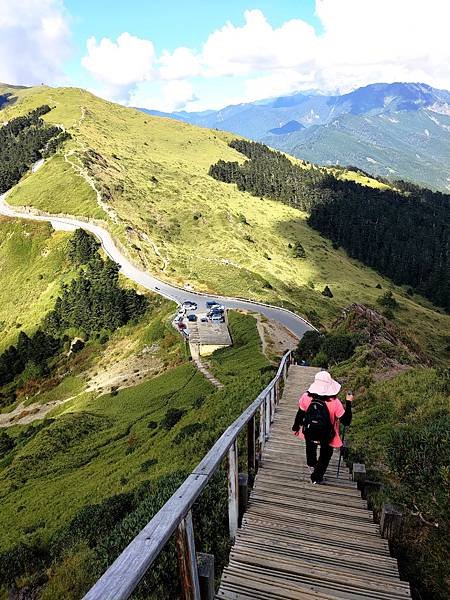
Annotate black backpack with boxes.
[303,397,334,443]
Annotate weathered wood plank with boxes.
[177,510,201,600]
[228,440,239,541]
[246,416,255,475]
[217,365,411,600]
[197,552,215,600]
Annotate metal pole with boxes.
[336,425,346,478]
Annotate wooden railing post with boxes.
[228,440,239,541]
[247,415,256,477]
[352,463,367,484]
[196,553,215,600]
[265,393,271,438]
[259,401,265,453]
[176,510,201,600]
[270,386,275,423]
[380,503,403,542]
[238,473,248,527]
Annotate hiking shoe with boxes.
[310,473,324,485]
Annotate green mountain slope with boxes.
[0,219,72,352]
[140,82,450,191]
[0,84,449,599]
[1,85,448,359]
[263,108,450,191]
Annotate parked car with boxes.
[187,314,197,322]
[208,307,224,318]
[211,314,224,323]
[200,316,208,323]
[206,300,220,308]
[182,300,198,310]
[210,305,224,313]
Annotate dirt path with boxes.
[254,313,299,361]
[0,394,81,427]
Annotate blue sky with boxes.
[62,0,323,109]
[65,0,322,57]
[1,1,449,111]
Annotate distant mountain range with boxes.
[139,82,450,191]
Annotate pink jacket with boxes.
[294,392,345,448]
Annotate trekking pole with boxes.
[337,391,353,478]
[336,424,346,478]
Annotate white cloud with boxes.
[159,47,201,80]
[0,0,71,86]
[197,2,450,97]
[202,9,317,77]
[82,33,156,100]
[81,1,450,111]
[313,0,450,92]
[130,80,196,112]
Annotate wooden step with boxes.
[217,367,411,599]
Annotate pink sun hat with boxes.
[308,371,341,396]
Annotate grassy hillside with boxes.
[8,155,106,220]
[1,86,448,361]
[0,219,72,352]
[0,312,270,599]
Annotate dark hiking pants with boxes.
[305,440,334,482]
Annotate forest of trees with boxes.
[209,139,333,212]
[0,230,148,390]
[0,105,70,193]
[308,185,449,310]
[44,255,148,337]
[209,140,450,310]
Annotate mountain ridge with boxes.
[138,82,450,191]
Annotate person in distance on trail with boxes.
[291,371,353,484]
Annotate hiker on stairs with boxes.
[291,371,353,484]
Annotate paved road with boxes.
[0,193,313,338]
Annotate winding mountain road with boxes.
[0,191,313,339]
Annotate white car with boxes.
[211,314,225,323]
[182,301,198,310]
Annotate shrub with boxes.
[173,422,206,444]
[311,351,328,368]
[192,396,206,409]
[321,285,333,298]
[292,242,306,258]
[140,458,158,473]
[377,290,399,310]
[0,431,15,454]
[321,334,356,365]
[294,331,324,362]
[160,408,186,431]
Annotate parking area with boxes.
[173,299,232,356]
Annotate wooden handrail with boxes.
[83,350,293,600]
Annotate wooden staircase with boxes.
[217,365,411,600]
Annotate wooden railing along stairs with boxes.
[83,355,411,600]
